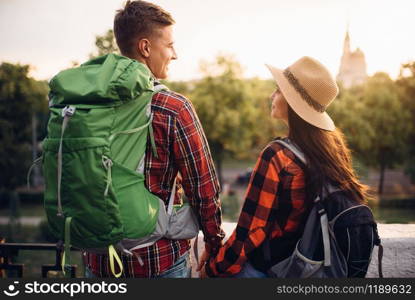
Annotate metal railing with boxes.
[0,241,78,278]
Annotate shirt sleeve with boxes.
[173,99,225,253]
[205,144,285,277]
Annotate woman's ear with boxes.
[137,38,151,58]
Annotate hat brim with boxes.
[265,64,335,131]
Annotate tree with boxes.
[0,63,48,194]
[245,77,286,148]
[90,29,120,58]
[363,73,411,194]
[396,62,415,183]
[330,73,411,194]
[190,55,260,184]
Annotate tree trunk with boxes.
[211,143,225,187]
[378,163,386,195]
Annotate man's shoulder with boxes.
[151,89,191,116]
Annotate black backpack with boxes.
[266,139,383,278]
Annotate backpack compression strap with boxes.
[166,177,177,216]
[61,216,72,277]
[57,105,76,217]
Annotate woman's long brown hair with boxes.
[287,106,371,203]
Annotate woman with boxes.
[198,56,371,278]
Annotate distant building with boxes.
[337,30,367,88]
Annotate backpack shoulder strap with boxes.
[263,139,308,265]
[274,139,343,196]
[273,139,307,165]
[145,82,169,159]
[153,82,168,94]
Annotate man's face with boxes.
[147,25,177,79]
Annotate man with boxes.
[83,0,225,278]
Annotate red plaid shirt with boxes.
[206,139,312,277]
[84,85,225,277]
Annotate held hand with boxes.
[196,249,209,272]
[199,265,208,278]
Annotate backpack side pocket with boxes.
[43,137,123,249]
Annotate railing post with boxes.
[0,242,78,278]
[0,237,4,278]
[41,241,77,278]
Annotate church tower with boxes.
[337,30,367,88]
[343,30,350,55]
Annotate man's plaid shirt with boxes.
[206,139,311,277]
[84,87,225,277]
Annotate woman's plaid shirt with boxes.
[206,139,310,277]
[84,88,225,277]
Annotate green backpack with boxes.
[42,54,170,277]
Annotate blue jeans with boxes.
[233,262,269,278]
[84,252,191,278]
[155,252,191,278]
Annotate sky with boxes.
[1,0,415,81]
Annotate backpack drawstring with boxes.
[102,156,113,197]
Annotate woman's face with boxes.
[270,89,288,123]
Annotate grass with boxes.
[378,196,415,208]
[222,158,256,170]
[371,206,415,224]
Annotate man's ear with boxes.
[137,38,151,58]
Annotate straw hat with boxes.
[266,56,339,131]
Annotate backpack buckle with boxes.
[62,105,76,117]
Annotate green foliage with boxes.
[161,80,193,97]
[361,73,410,168]
[0,63,48,191]
[190,55,282,159]
[330,72,412,193]
[221,191,240,221]
[189,55,261,183]
[397,62,415,182]
[90,29,120,58]
[245,77,286,148]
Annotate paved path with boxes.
[2,217,414,277]
[190,223,415,278]
[0,216,43,226]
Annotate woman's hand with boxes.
[196,249,209,271]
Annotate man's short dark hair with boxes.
[114,0,175,57]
